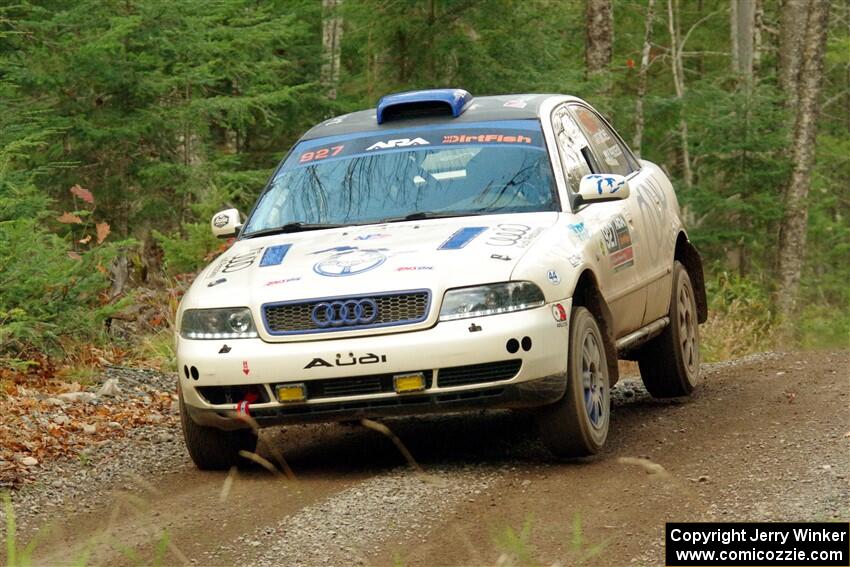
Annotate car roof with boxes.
[301,93,560,141]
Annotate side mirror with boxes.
[577,174,630,205]
[211,208,242,238]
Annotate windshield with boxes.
[242,120,557,235]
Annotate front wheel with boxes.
[180,388,258,470]
[638,261,700,398]
[536,306,611,458]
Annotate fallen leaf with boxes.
[57,212,83,224]
[96,222,110,244]
[67,251,82,260]
[78,235,92,244]
[70,184,95,204]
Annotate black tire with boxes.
[638,261,700,398]
[536,306,611,458]
[180,389,257,470]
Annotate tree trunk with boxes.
[753,0,764,74]
[321,0,344,101]
[585,0,613,75]
[778,0,808,108]
[731,0,756,82]
[667,0,693,188]
[775,0,830,334]
[633,0,656,157]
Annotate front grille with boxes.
[438,360,522,387]
[290,371,434,399]
[263,290,430,335]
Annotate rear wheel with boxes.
[537,306,610,458]
[638,261,700,398]
[180,389,257,470]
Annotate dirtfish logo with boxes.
[366,137,430,151]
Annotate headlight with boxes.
[439,282,545,321]
[181,308,258,339]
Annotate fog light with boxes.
[393,372,426,394]
[275,383,307,403]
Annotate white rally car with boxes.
[177,89,707,469]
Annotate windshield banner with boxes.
[288,121,546,169]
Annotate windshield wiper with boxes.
[242,222,345,238]
[375,211,488,224]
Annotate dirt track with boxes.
[13,350,850,566]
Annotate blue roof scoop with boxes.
[376,88,473,124]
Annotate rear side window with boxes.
[569,106,635,177]
[551,107,592,193]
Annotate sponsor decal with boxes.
[396,266,433,271]
[259,244,292,267]
[235,399,251,416]
[355,233,390,241]
[591,130,611,145]
[610,246,634,271]
[310,246,388,277]
[576,108,602,134]
[635,178,669,264]
[207,277,227,288]
[490,254,512,261]
[264,277,302,287]
[547,270,561,285]
[366,137,429,151]
[234,392,257,417]
[311,299,379,328]
[242,361,250,376]
[552,303,569,327]
[442,133,532,145]
[438,227,487,250]
[218,344,231,354]
[567,222,589,241]
[567,253,582,267]
[323,115,348,126]
[208,248,264,277]
[299,144,344,163]
[601,214,634,271]
[304,352,388,370]
[585,174,626,195]
[602,144,624,166]
[212,214,229,228]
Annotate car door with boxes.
[555,103,648,337]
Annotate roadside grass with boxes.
[492,514,606,567]
[128,327,177,373]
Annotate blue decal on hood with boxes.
[310,246,388,277]
[259,244,292,267]
[438,227,487,250]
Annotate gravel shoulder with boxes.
[2,350,848,566]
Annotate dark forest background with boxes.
[1,0,847,376]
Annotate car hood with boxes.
[181,213,559,338]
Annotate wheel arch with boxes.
[571,269,619,386]
[674,232,708,324]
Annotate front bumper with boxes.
[177,301,571,429]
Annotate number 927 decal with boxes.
[299,145,345,163]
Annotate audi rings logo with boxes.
[486,224,532,247]
[311,299,379,328]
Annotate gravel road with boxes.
[3,350,848,566]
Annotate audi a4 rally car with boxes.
[176,89,707,469]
